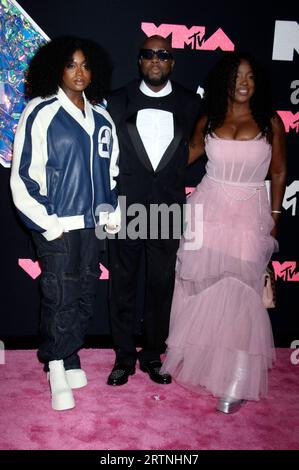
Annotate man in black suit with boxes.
[107,35,202,386]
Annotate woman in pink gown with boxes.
[161,52,287,413]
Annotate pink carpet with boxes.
[0,348,298,450]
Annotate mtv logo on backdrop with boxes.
[272,261,299,281]
[283,180,299,216]
[141,23,234,51]
[277,111,299,133]
[272,21,299,61]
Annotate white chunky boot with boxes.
[65,369,88,389]
[48,360,75,411]
[47,368,87,389]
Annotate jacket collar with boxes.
[139,80,172,97]
[57,87,95,135]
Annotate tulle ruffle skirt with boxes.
[161,176,277,401]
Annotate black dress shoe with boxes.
[140,361,172,384]
[107,364,135,386]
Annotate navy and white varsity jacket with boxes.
[10,87,120,241]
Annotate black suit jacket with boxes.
[107,80,202,209]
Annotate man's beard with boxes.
[141,71,171,87]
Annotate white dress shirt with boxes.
[136,80,174,171]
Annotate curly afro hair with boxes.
[25,35,112,104]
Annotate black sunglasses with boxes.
[139,49,173,61]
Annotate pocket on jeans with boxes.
[32,231,69,257]
[40,272,60,307]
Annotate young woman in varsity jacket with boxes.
[10,36,120,411]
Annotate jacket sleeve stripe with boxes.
[10,98,65,241]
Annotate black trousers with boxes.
[32,229,103,369]
[108,236,179,367]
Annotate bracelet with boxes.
[271,210,282,213]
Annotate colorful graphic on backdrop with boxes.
[0,0,49,168]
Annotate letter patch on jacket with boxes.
[98,126,111,158]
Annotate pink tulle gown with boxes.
[161,133,277,401]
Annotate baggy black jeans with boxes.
[32,229,103,370]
